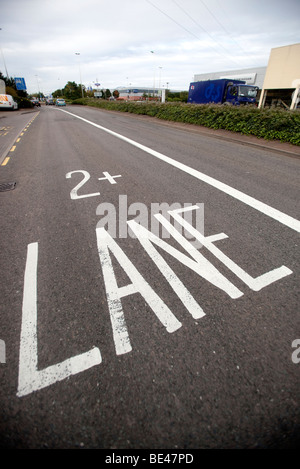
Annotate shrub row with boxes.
[72,99,300,146]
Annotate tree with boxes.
[0,72,17,90]
[166,91,188,102]
[113,90,119,99]
[86,89,94,98]
[105,88,111,99]
[52,89,64,98]
[6,86,18,98]
[30,92,45,99]
[63,81,83,99]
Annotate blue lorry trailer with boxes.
[188,79,258,105]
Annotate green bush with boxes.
[16,97,34,108]
[70,99,300,146]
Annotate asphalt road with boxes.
[0,105,299,450]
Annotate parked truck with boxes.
[188,79,258,105]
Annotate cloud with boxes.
[1,0,299,94]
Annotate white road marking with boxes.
[17,242,102,397]
[98,171,122,184]
[127,219,242,299]
[97,207,292,356]
[127,221,207,319]
[66,170,101,199]
[96,227,182,356]
[0,339,5,363]
[56,108,300,233]
[165,206,293,291]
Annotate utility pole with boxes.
[75,52,84,98]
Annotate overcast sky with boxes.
[1,0,299,95]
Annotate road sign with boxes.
[14,77,27,91]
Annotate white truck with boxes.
[0,94,18,110]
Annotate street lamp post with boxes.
[150,51,156,99]
[35,75,40,100]
[158,67,162,88]
[158,66,162,101]
[75,52,84,98]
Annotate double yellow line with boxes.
[1,111,40,166]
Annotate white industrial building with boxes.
[116,86,165,101]
[258,43,300,109]
[194,66,267,90]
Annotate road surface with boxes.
[0,105,299,450]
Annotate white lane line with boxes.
[17,242,102,397]
[56,108,300,233]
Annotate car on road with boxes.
[0,94,18,110]
[31,98,41,107]
[46,98,54,105]
[55,98,66,106]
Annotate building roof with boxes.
[194,67,267,89]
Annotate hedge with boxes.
[71,99,300,146]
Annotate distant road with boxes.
[0,105,299,449]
